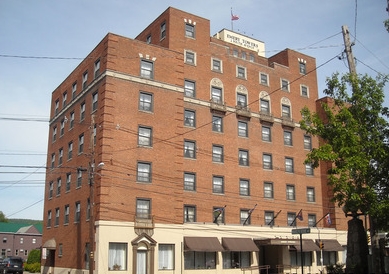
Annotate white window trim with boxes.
[184,50,196,66]
[211,58,223,73]
[236,66,247,79]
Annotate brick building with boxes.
[42,7,348,274]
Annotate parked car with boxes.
[0,257,23,274]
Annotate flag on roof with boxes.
[231,9,239,21]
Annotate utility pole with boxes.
[341,25,357,75]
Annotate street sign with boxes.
[291,228,311,234]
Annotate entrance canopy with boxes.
[316,239,344,251]
[294,239,320,252]
[184,237,224,252]
[42,238,56,250]
[222,237,258,252]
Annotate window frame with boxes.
[284,130,293,146]
[212,58,222,72]
[264,181,274,198]
[285,157,294,173]
[307,187,315,202]
[238,121,248,137]
[212,145,224,163]
[108,243,128,271]
[185,50,196,65]
[305,163,314,176]
[184,109,196,127]
[211,86,223,104]
[82,71,88,89]
[301,85,309,97]
[239,178,250,196]
[265,211,275,226]
[282,104,291,118]
[263,153,273,170]
[212,176,224,194]
[184,205,196,222]
[184,79,196,98]
[185,23,195,38]
[160,22,166,39]
[262,125,271,142]
[281,79,289,92]
[184,172,196,191]
[158,244,175,270]
[139,91,153,112]
[286,184,296,201]
[136,198,151,219]
[94,59,100,79]
[92,91,98,112]
[140,60,154,79]
[304,135,312,150]
[138,126,152,147]
[260,73,269,85]
[137,162,152,183]
[184,140,196,159]
[78,134,84,154]
[237,66,246,79]
[260,98,270,114]
[212,115,223,132]
[238,149,249,166]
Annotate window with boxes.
[185,23,195,38]
[241,51,246,60]
[62,92,67,107]
[212,176,224,194]
[137,162,151,182]
[60,119,65,136]
[58,148,63,165]
[317,250,337,266]
[138,126,152,147]
[47,210,52,227]
[52,126,57,142]
[290,251,312,266]
[239,179,249,196]
[285,157,294,173]
[284,130,293,146]
[212,58,222,72]
[265,211,275,226]
[158,244,175,270]
[260,98,270,114]
[238,121,248,137]
[184,172,196,191]
[146,34,152,44]
[78,134,84,153]
[212,115,223,132]
[233,49,238,57]
[66,173,71,192]
[160,22,166,39]
[184,205,196,222]
[282,104,291,118]
[237,66,246,79]
[77,169,82,188]
[286,185,295,200]
[301,85,308,97]
[184,140,196,159]
[263,154,272,170]
[75,202,81,223]
[185,251,216,269]
[262,126,271,142]
[55,100,59,115]
[58,244,63,257]
[94,59,100,78]
[308,214,316,227]
[69,111,74,129]
[136,199,150,219]
[184,110,195,127]
[185,50,195,65]
[184,80,195,97]
[82,71,88,89]
[260,73,268,85]
[264,182,274,198]
[92,91,98,112]
[281,79,289,92]
[56,178,61,196]
[211,86,222,104]
[240,210,250,225]
[51,153,55,168]
[86,198,91,220]
[249,53,255,62]
[55,208,60,226]
[49,182,53,199]
[299,62,306,74]
[212,145,224,163]
[238,149,249,166]
[80,102,85,121]
[140,60,154,79]
[213,206,225,223]
[307,187,315,202]
[288,212,296,226]
[223,251,251,269]
[72,82,77,99]
[305,163,314,176]
[108,243,128,271]
[304,135,312,150]
[139,92,153,111]
[237,93,247,107]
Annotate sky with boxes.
[0,0,388,221]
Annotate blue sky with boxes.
[0,0,388,220]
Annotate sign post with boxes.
[292,228,311,274]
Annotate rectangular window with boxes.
[260,99,270,114]
[64,205,69,224]
[138,126,152,147]
[160,22,166,39]
[77,169,82,188]
[52,126,57,142]
[212,145,224,163]
[288,212,296,226]
[281,79,289,92]
[185,251,216,269]
[290,252,312,267]
[263,154,273,170]
[308,214,316,227]
[78,134,84,153]
[56,178,61,196]
[80,102,85,121]
[262,126,271,142]
[238,121,248,137]
[55,100,59,115]
[137,162,152,182]
[69,111,74,129]
[185,51,196,65]
[265,211,275,226]
[238,149,249,166]
[284,130,293,146]
[212,58,222,72]
[60,120,65,136]
[212,176,224,194]
[184,109,195,127]
[184,140,196,159]
[307,187,315,202]
[282,104,291,118]
[240,210,250,225]
[55,208,60,226]
[286,185,295,200]
[224,251,251,269]
[66,173,71,192]
[237,93,247,107]
[158,244,175,270]
[140,60,154,79]
[94,59,100,78]
[239,179,249,196]
[299,62,306,74]
[304,135,312,150]
[136,199,151,219]
[241,51,246,60]
[213,206,225,223]
[75,202,80,223]
[108,243,128,271]
[260,73,268,85]
[82,71,88,89]
[92,91,98,112]
[233,49,238,57]
[49,182,53,199]
[184,205,196,222]
[51,153,55,168]
[184,80,196,98]
[47,210,52,227]
[305,163,314,176]
[184,172,196,191]
[285,157,294,173]
[301,85,309,97]
[58,148,63,165]
[185,23,195,38]
[249,53,255,62]
[211,86,222,104]
[146,34,151,44]
[264,182,274,198]
[237,66,246,79]
[212,115,223,132]
[72,82,77,99]
[62,92,67,107]
[139,92,153,112]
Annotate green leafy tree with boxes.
[0,211,8,222]
[300,73,389,273]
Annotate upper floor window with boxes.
[184,205,196,222]
[237,66,246,79]
[305,163,314,176]
[146,34,151,44]
[160,22,166,39]
[52,126,57,142]
[301,85,309,97]
[185,50,196,65]
[72,82,77,99]
[212,58,222,72]
[55,208,60,226]
[58,148,63,166]
[260,73,268,85]
[139,92,153,112]
[136,198,151,219]
[265,211,275,226]
[239,179,250,196]
[281,79,289,92]
[263,153,272,170]
[92,91,98,112]
[184,80,196,98]
[264,182,274,198]
[68,142,73,160]
[238,149,249,166]
[238,121,248,137]
[64,205,69,224]
[78,134,84,154]
[307,187,315,202]
[138,126,152,147]
[49,181,53,199]
[77,169,82,188]
[304,135,312,150]
[184,140,196,159]
[211,86,223,104]
[140,60,154,79]
[241,51,246,60]
[184,172,196,191]
[308,214,316,227]
[75,202,81,223]
[240,209,250,225]
[62,92,67,107]
[237,93,247,107]
[185,23,195,38]
[80,102,86,121]
[82,71,88,89]
[284,130,293,146]
[260,99,270,114]
[262,125,271,142]
[249,54,255,62]
[66,173,71,192]
[94,59,100,78]
[233,49,238,57]
[286,184,295,200]
[47,210,52,227]
[299,62,306,74]
[287,212,296,226]
[212,176,224,194]
[285,157,294,173]
[51,153,55,168]
[69,112,74,129]
[55,100,59,115]
[137,162,152,183]
[212,145,224,163]
[60,119,65,136]
[212,115,223,132]
[184,109,195,127]
[282,104,291,118]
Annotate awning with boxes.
[184,237,224,252]
[42,238,56,250]
[222,237,259,252]
[316,239,344,251]
[294,239,320,252]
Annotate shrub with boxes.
[24,262,41,273]
[27,249,41,264]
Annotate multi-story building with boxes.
[42,6,348,274]
[0,222,42,261]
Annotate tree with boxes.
[300,73,389,273]
[0,211,8,222]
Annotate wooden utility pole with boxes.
[341,25,357,75]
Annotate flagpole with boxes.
[243,204,257,226]
[231,7,233,31]
[267,210,282,226]
[290,209,302,227]
[313,212,330,227]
